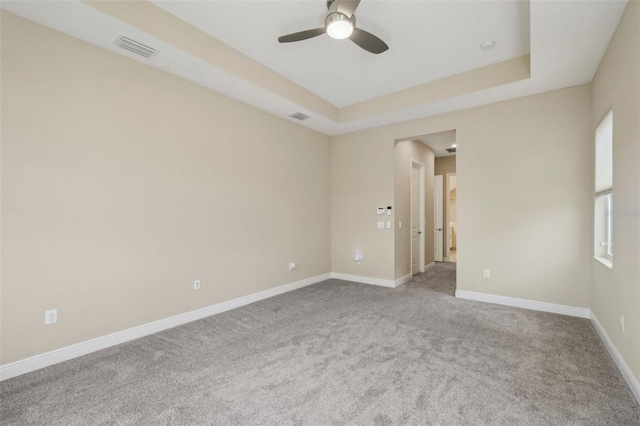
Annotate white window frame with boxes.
[606,193,613,259]
[594,109,613,268]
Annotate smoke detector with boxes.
[480,41,496,51]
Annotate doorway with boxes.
[446,173,457,262]
[393,133,455,286]
[410,159,425,275]
[434,175,444,262]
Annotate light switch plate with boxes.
[386,221,392,229]
[377,222,385,229]
[377,207,385,215]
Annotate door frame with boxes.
[445,172,456,262]
[410,158,425,276]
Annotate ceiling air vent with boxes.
[289,112,310,121]
[114,36,157,58]
[446,148,457,153]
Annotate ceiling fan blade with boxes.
[349,28,389,54]
[278,28,326,43]
[336,0,361,18]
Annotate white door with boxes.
[446,173,457,262]
[411,167,421,274]
[434,175,444,262]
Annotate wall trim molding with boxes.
[329,272,414,289]
[454,289,591,319]
[424,262,435,269]
[590,312,640,404]
[394,273,412,288]
[330,272,396,288]
[330,272,413,289]
[0,273,331,382]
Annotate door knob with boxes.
[436,228,442,231]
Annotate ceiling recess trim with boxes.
[340,55,531,123]
[83,0,340,123]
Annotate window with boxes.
[594,110,613,266]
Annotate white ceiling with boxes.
[1,0,628,136]
[152,0,530,107]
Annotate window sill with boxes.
[594,256,613,269]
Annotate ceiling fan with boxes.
[278,0,389,54]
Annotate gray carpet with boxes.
[1,263,639,425]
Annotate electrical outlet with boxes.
[483,269,491,279]
[45,309,57,325]
[354,252,362,263]
[193,279,201,290]
[620,314,624,332]
[289,262,297,270]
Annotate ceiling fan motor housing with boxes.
[325,12,355,30]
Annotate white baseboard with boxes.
[330,272,412,288]
[455,290,639,404]
[590,312,640,404]
[330,272,396,288]
[394,273,412,288]
[424,262,435,270]
[454,289,591,319]
[5,274,639,407]
[0,273,331,382]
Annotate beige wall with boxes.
[394,140,435,279]
[434,156,457,177]
[458,86,592,307]
[0,13,331,364]
[332,84,593,309]
[331,133,395,279]
[591,1,640,380]
[435,156,457,255]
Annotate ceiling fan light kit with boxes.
[278,0,389,54]
[325,13,354,39]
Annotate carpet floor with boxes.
[1,263,639,425]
